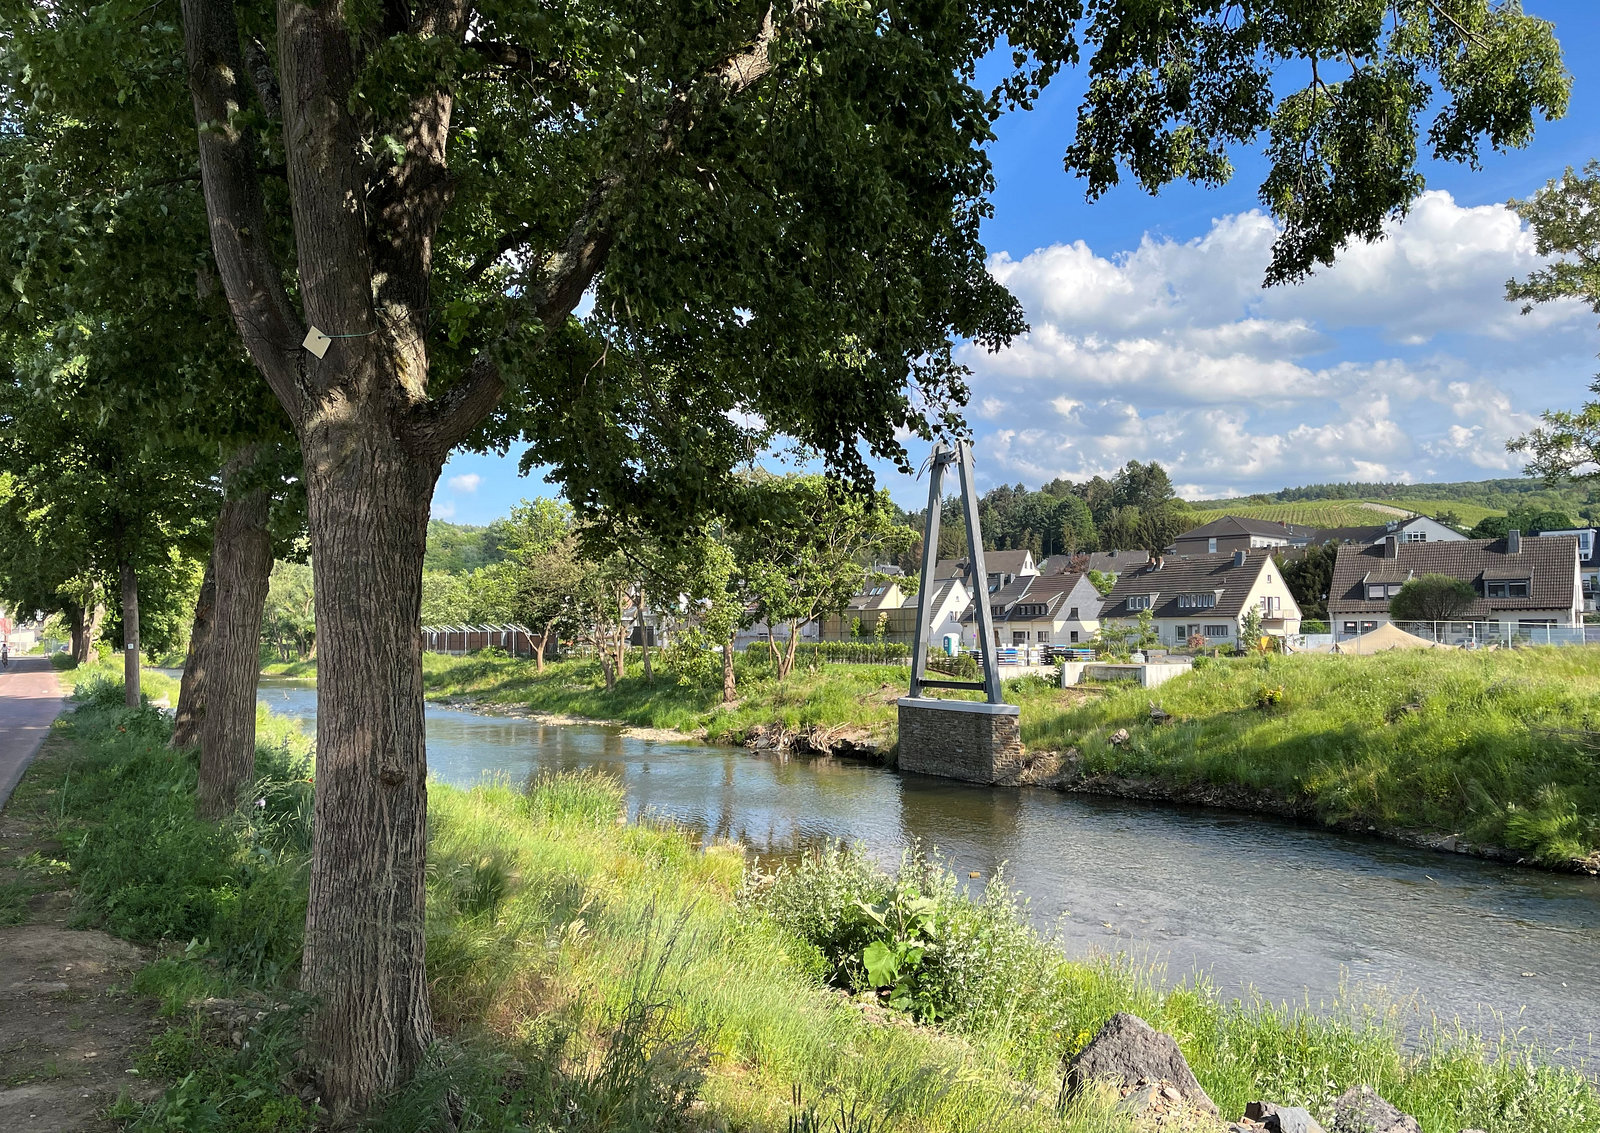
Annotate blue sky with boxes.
[435,4,1600,524]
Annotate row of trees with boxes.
[0,0,1567,1115]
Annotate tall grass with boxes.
[25,668,1599,1131]
[1014,648,1600,866]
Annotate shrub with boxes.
[792,641,911,665]
[49,651,78,670]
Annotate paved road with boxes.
[0,656,64,811]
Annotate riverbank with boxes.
[8,675,1599,1131]
[372,649,1600,871]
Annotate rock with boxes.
[1149,705,1173,725]
[1061,1013,1217,1115]
[1329,1086,1420,1133]
[1267,1108,1326,1133]
[1108,728,1131,746]
[1116,1081,1161,1115]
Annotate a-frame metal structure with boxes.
[907,441,1003,704]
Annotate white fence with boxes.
[421,625,546,658]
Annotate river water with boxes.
[259,679,1600,1064]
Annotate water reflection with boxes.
[261,680,1600,1063]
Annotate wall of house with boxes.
[1235,561,1303,637]
[1392,516,1467,543]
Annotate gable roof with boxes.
[932,549,1036,582]
[1102,550,1282,620]
[1037,549,1148,576]
[959,571,1096,624]
[1327,535,1579,617]
[1174,516,1297,542]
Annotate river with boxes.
[259,679,1600,1065]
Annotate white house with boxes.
[1100,550,1303,649]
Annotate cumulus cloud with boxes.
[958,190,1597,496]
[446,473,482,494]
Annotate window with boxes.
[1343,621,1358,635]
[1367,583,1404,600]
[1204,625,1230,637]
[1261,596,1280,615]
[1404,531,1427,543]
[1068,606,1079,619]
[1037,631,1050,642]
[1126,595,1152,611]
[1485,579,1530,598]
[1069,631,1079,643]
[1207,537,1217,553]
[1177,593,1216,609]
[1012,631,1029,644]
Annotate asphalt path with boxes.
[0,656,64,811]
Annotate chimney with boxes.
[1508,529,1522,555]
[1231,549,1246,567]
[1383,535,1398,559]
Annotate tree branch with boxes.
[406,4,791,457]
[179,0,305,427]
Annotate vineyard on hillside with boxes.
[1187,496,1511,530]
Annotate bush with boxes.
[49,651,79,670]
[1300,619,1329,634]
[791,641,911,665]
[742,844,1050,1030]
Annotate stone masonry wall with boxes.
[897,701,1024,785]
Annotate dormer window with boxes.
[1176,593,1216,609]
[1126,595,1152,611]
[1366,583,1405,600]
[1485,578,1530,598]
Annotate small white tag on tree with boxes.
[302,326,332,358]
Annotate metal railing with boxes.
[1339,620,1593,648]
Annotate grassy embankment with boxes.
[5,664,1598,1131]
[296,647,1600,869]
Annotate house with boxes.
[818,577,907,640]
[958,571,1103,648]
[818,574,975,647]
[931,549,1037,596]
[1100,549,1303,649]
[1036,549,1147,578]
[1326,532,1582,642]
[1307,515,1466,546]
[1169,516,1301,556]
[1539,528,1598,611]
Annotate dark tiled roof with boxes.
[1175,515,1296,541]
[1306,524,1392,545]
[1328,535,1580,616]
[932,549,1036,582]
[1102,550,1279,620]
[1037,549,1149,575]
[961,572,1091,624]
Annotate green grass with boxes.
[418,652,910,746]
[1013,648,1600,868]
[259,658,317,679]
[13,682,1598,1132]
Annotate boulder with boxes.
[1108,727,1131,746]
[1061,1012,1217,1114]
[1329,1086,1420,1133]
[1243,1102,1326,1133]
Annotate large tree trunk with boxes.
[171,558,217,749]
[120,562,140,708]
[197,480,274,819]
[300,422,438,1114]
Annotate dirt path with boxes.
[0,731,164,1130]
[0,656,64,810]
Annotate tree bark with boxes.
[197,479,274,819]
[299,419,438,1115]
[722,638,736,703]
[171,557,217,749]
[780,621,803,681]
[120,562,140,708]
[67,602,86,665]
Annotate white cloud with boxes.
[432,499,457,520]
[446,473,481,494]
[955,190,1597,496]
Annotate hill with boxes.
[1190,477,1600,529]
